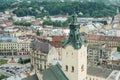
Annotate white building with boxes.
[50,16,67,22]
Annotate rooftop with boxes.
[22,74,39,80]
[107,70,120,80]
[30,39,52,54]
[87,66,112,78]
[87,34,120,42]
[0,34,18,43]
[42,64,68,80]
[110,52,120,60]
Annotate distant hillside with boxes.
[12,1,116,18]
[5,0,120,5]
[0,0,118,18]
[9,0,120,3]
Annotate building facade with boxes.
[0,34,31,56]
[30,39,60,72]
[87,35,120,47]
[87,45,111,65]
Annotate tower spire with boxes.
[62,13,86,49]
[71,12,78,24]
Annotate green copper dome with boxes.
[62,13,87,49]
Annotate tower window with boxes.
[65,65,68,71]
[81,65,84,71]
[66,52,68,55]
[90,77,91,80]
[72,66,74,72]
[37,64,39,70]
[70,34,73,38]
[40,64,42,68]
[72,53,73,55]
[44,65,46,69]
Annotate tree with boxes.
[42,20,53,26]
[0,1,117,18]
[18,57,23,64]
[36,30,40,36]
[8,17,13,21]
[18,58,30,64]
[13,22,32,26]
[117,46,120,52]
[0,75,8,80]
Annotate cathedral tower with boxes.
[62,13,87,80]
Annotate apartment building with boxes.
[87,35,120,47]
[0,34,31,55]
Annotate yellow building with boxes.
[0,34,31,56]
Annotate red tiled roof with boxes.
[88,34,120,41]
[87,35,100,40]
[49,36,66,48]
[50,41,62,48]
[26,35,37,39]
[34,20,41,24]
[0,20,13,26]
[35,36,66,48]
[13,27,20,29]
[51,36,66,41]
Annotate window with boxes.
[40,64,42,70]
[90,77,91,80]
[44,65,46,69]
[72,66,74,72]
[72,53,73,55]
[66,52,68,55]
[66,65,68,71]
[70,34,73,37]
[81,65,84,71]
[37,64,39,70]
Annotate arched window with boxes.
[37,64,39,70]
[66,65,68,71]
[44,65,46,69]
[90,77,91,80]
[72,53,73,55]
[81,65,84,71]
[66,52,68,55]
[40,64,42,71]
[72,66,74,72]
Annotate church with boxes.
[61,13,87,80]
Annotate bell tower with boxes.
[62,13,87,80]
